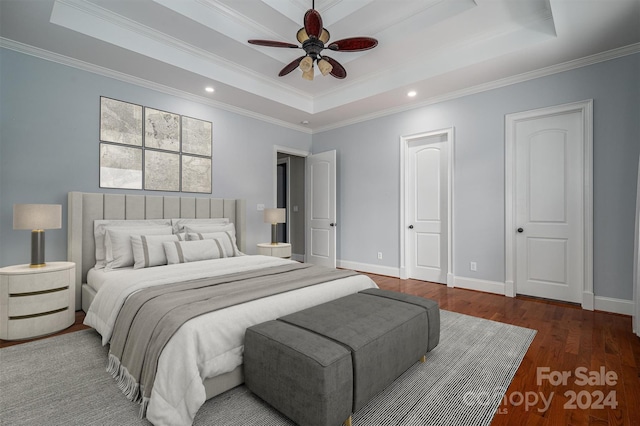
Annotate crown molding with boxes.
[0,38,312,135]
[314,43,640,133]
[1,36,637,136]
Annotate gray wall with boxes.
[0,48,312,266]
[2,47,638,302]
[313,53,640,301]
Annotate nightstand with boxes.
[257,243,292,259]
[0,261,75,340]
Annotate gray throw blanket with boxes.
[106,262,358,417]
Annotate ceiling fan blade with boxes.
[248,40,299,48]
[279,56,306,77]
[321,56,346,79]
[327,37,378,52]
[304,9,323,39]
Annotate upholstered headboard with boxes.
[67,191,246,310]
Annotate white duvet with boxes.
[84,256,377,426]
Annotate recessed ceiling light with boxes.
[205,87,215,93]
[301,120,310,125]
[407,91,417,97]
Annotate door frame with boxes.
[273,145,310,261]
[504,99,594,309]
[400,128,455,286]
[276,157,291,243]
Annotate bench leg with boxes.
[420,355,426,363]
[344,415,352,426]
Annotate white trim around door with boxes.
[505,99,593,309]
[400,128,455,286]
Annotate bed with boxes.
[67,191,377,426]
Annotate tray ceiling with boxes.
[1,0,638,131]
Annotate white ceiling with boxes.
[1,0,639,132]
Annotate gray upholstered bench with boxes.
[244,289,440,426]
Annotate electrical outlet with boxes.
[257,204,265,211]
[377,252,383,260]
[470,261,477,271]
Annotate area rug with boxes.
[0,310,535,426]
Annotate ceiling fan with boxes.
[248,1,378,80]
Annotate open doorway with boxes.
[275,148,308,262]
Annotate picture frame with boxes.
[99,143,143,189]
[182,155,212,193]
[144,150,180,192]
[144,107,180,152]
[100,97,143,146]
[181,116,212,156]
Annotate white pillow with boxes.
[93,219,171,269]
[163,239,227,265]
[105,226,173,270]
[185,223,240,256]
[131,234,180,269]
[171,218,229,234]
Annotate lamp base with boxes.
[271,223,278,245]
[30,230,46,268]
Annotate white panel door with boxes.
[306,150,336,267]
[515,111,583,303]
[407,139,448,283]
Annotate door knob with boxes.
[517,227,524,233]
[408,225,414,229]
[330,223,336,227]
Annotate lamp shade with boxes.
[13,204,62,230]
[264,208,286,224]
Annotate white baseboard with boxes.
[452,276,506,295]
[594,296,634,316]
[337,261,634,317]
[337,259,400,278]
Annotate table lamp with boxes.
[13,204,62,268]
[263,208,286,245]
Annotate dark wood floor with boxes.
[2,273,638,425]
[371,274,640,426]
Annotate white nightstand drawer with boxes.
[8,269,70,294]
[257,243,292,258]
[8,288,70,317]
[270,245,291,258]
[5,307,72,340]
[0,262,76,341]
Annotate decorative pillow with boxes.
[131,234,180,269]
[104,226,173,270]
[93,219,171,269]
[163,239,227,265]
[185,223,240,256]
[171,218,229,234]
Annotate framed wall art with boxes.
[144,150,180,192]
[182,116,212,157]
[98,96,212,193]
[145,107,180,152]
[182,155,212,193]
[99,143,143,189]
[100,97,143,146]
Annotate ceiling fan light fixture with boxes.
[247,1,377,80]
[319,29,330,44]
[302,67,314,81]
[318,58,333,76]
[296,28,309,44]
[299,56,314,72]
